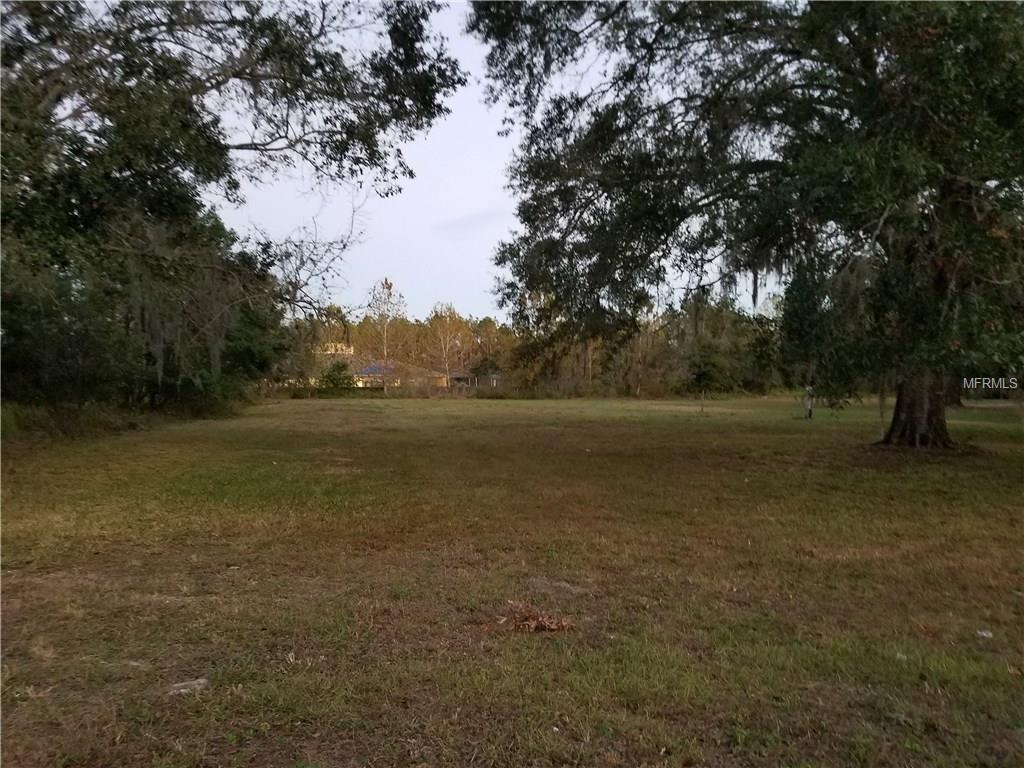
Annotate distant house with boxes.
[352,361,398,389]
[316,342,354,356]
[352,361,447,389]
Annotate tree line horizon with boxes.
[2,1,1021,447]
[276,276,799,398]
[283,275,937,405]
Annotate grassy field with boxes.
[2,397,1022,767]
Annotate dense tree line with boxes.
[2,1,462,410]
[347,300,517,382]
[269,279,519,391]
[270,274,864,401]
[492,289,853,399]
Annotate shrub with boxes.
[318,361,355,394]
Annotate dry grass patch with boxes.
[3,397,1022,767]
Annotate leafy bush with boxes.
[318,361,355,394]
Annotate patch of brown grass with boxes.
[497,600,573,632]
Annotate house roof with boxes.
[353,360,445,378]
[355,361,395,376]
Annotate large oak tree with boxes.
[469,1,1023,446]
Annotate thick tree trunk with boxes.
[880,370,955,448]
[945,373,964,407]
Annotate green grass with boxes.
[3,397,1022,767]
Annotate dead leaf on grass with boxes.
[497,600,571,632]
[166,677,208,696]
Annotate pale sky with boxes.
[216,3,518,320]
[214,4,768,322]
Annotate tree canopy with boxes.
[2,0,463,408]
[469,1,1024,445]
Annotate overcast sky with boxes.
[216,3,518,321]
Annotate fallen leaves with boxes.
[497,601,571,633]
[166,678,208,696]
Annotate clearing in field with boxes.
[2,398,1022,767]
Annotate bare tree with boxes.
[366,278,406,393]
[427,302,463,387]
